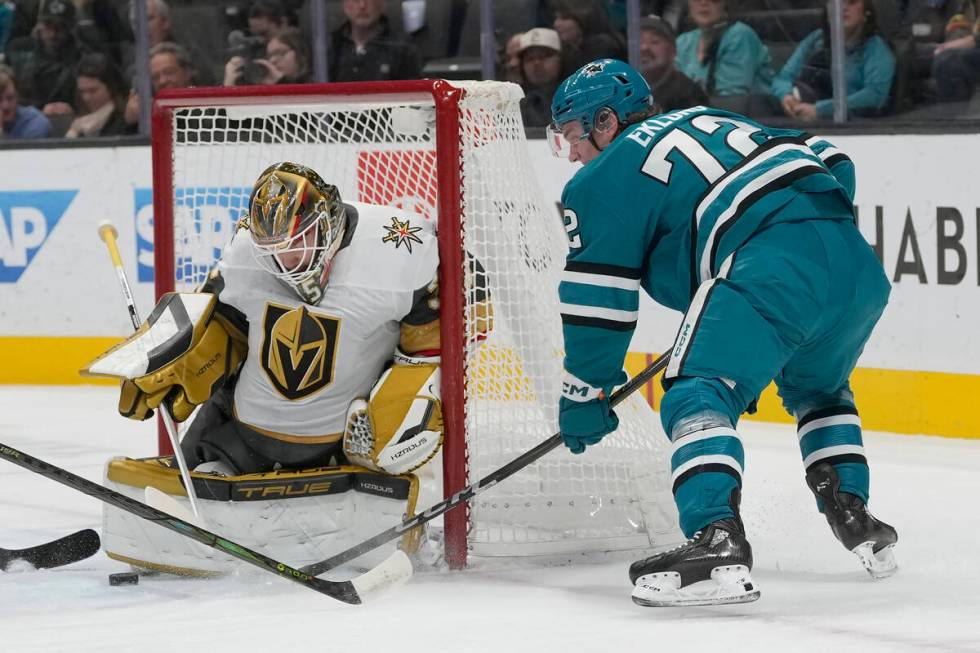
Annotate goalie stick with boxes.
[300,350,672,577]
[0,442,411,603]
[0,529,101,571]
[97,221,203,519]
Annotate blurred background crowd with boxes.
[2,0,980,140]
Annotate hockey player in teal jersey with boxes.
[550,59,898,607]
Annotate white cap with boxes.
[519,28,561,54]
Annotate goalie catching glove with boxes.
[82,292,247,422]
[343,349,443,475]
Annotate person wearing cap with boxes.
[3,0,87,116]
[638,15,707,111]
[518,27,565,127]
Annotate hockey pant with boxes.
[660,218,890,537]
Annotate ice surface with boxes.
[1,386,978,653]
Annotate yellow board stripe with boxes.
[626,352,977,440]
[0,338,974,439]
[0,336,120,385]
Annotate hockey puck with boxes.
[108,572,139,586]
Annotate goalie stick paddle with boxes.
[0,442,411,603]
[0,529,101,571]
[300,350,671,576]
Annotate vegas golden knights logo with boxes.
[261,303,341,400]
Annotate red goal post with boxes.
[150,80,678,569]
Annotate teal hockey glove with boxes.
[559,371,625,454]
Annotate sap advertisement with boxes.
[1,136,980,378]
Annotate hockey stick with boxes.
[300,350,671,576]
[0,529,101,571]
[0,442,411,602]
[96,221,203,519]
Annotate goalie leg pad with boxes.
[102,456,421,575]
[344,361,443,474]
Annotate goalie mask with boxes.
[247,162,346,304]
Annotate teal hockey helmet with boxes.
[549,59,652,153]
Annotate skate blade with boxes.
[631,565,761,608]
[853,541,897,579]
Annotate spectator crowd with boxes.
[2,0,980,141]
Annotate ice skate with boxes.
[806,462,898,579]
[628,517,760,607]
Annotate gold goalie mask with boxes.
[247,162,347,304]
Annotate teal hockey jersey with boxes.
[558,105,856,391]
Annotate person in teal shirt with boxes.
[549,59,898,607]
[772,0,896,121]
[675,0,774,96]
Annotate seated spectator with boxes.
[224,0,290,86]
[330,0,422,82]
[65,53,128,137]
[637,15,707,112]
[225,27,311,86]
[772,0,895,122]
[551,0,627,70]
[932,12,980,106]
[123,41,196,131]
[517,28,564,127]
[503,32,524,84]
[4,0,87,115]
[0,63,52,138]
[675,0,773,96]
[124,0,216,87]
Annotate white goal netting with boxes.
[157,80,680,564]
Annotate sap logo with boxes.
[135,187,250,283]
[0,191,77,283]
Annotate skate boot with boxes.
[628,516,760,607]
[805,462,898,579]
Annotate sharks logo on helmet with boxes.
[550,59,653,144]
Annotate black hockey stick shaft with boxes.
[0,529,101,571]
[301,350,671,576]
[0,442,362,603]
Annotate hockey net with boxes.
[151,80,679,568]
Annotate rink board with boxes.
[1,135,978,439]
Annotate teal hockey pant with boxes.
[660,219,890,537]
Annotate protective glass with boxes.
[547,122,589,158]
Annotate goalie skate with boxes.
[806,462,898,579]
[629,518,760,608]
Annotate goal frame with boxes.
[151,80,471,568]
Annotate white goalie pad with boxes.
[102,457,420,576]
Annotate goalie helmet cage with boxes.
[151,79,678,570]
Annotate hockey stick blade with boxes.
[300,350,671,576]
[0,529,101,571]
[0,442,407,603]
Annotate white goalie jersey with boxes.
[212,201,439,441]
